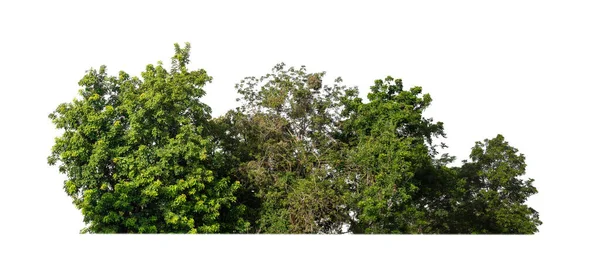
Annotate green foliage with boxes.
[339,76,445,233]
[49,43,248,233]
[49,44,541,234]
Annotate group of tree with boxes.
[48,43,541,234]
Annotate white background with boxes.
[0,0,598,265]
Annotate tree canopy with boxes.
[49,43,541,234]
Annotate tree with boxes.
[212,63,356,233]
[338,76,446,233]
[450,134,542,234]
[48,43,248,233]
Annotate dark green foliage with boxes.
[49,44,541,234]
[450,135,542,234]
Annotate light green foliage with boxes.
[49,43,248,233]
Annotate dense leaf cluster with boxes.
[49,44,541,233]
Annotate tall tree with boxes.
[339,76,446,233]
[48,43,248,233]
[213,63,357,233]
